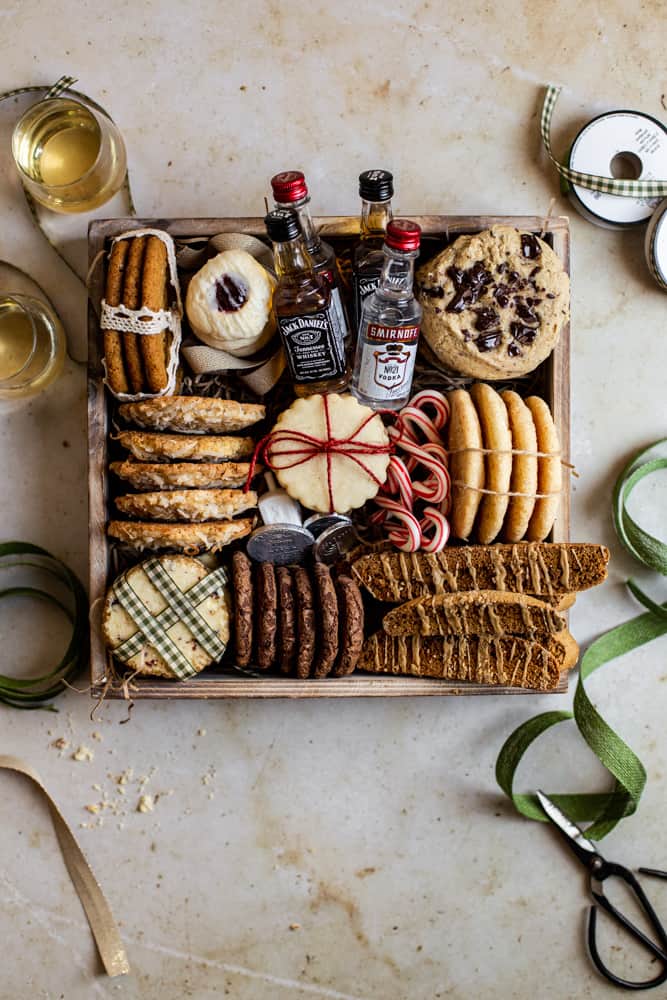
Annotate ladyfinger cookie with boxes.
[140,236,170,392]
[103,239,130,393]
[121,235,147,393]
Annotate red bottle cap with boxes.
[271,171,309,203]
[385,219,421,252]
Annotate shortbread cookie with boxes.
[358,632,560,690]
[116,431,255,463]
[447,389,484,540]
[232,551,253,667]
[382,591,565,638]
[102,555,229,678]
[276,566,296,674]
[103,239,130,393]
[256,562,277,670]
[351,543,610,603]
[470,383,512,543]
[294,567,315,679]
[107,518,253,552]
[525,396,562,541]
[500,390,538,542]
[312,563,339,678]
[110,461,253,491]
[119,397,265,434]
[331,575,365,677]
[416,226,570,379]
[115,489,258,522]
[269,394,390,513]
[122,235,147,394]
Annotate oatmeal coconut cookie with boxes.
[416,227,570,379]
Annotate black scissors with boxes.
[537,790,667,990]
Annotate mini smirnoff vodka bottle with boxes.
[271,170,350,344]
[352,169,394,333]
[351,219,422,411]
[265,208,348,396]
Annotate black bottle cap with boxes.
[359,169,394,202]
[264,208,302,242]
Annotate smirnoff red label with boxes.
[355,322,420,399]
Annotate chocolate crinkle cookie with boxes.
[416,226,570,379]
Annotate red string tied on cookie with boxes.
[244,394,393,514]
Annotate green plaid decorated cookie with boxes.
[103,555,230,679]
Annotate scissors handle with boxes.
[587,862,667,990]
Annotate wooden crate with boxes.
[88,215,571,699]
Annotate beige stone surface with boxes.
[1,2,667,997]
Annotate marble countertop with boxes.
[1,2,666,997]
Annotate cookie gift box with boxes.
[88,214,573,699]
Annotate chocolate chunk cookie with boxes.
[311,563,339,678]
[255,562,277,670]
[416,226,569,379]
[293,566,315,679]
[276,566,296,674]
[331,575,364,677]
[232,551,253,667]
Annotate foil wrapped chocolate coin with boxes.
[246,524,315,564]
[303,513,353,539]
[313,520,358,564]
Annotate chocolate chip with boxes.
[507,270,520,285]
[529,265,542,278]
[515,300,539,324]
[474,331,502,352]
[546,292,556,299]
[508,342,522,357]
[445,261,492,312]
[474,306,499,331]
[462,329,472,342]
[510,322,537,345]
[493,284,510,308]
[497,262,507,274]
[520,233,542,259]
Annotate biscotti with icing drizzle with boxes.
[358,632,561,690]
[351,543,609,604]
[382,591,565,638]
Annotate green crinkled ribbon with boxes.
[0,542,88,710]
[496,440,667,837]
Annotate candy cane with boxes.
[382,455,414,509]
[419,507,451,553]
[372,497,422,552]
[407,390,450,430]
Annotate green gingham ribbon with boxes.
[496,440,667,838]
[113,561,228,679]
[541,84,667,198]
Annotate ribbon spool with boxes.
[644,198,667,290]
[566,111,667,229]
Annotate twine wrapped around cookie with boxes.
[246,394,392,515]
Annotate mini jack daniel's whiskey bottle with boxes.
[271,171,350,345]
[265,208,348,396]
[352,169,394,333]
[351,219,422,411]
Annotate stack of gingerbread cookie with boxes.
[232,553,364,677]
[447,384,562,544]
[108,395,264,553]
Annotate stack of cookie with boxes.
[103,234,174,395]
[232,553,364,677]
[447,384,561,544]
[108,396,264,553]
[352,542,610,690]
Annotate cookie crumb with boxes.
[72,746,94,762]
[85,803,101,814]
[91,731,103,742]
[137,795,154,814]
[197,728,207,737]
[289,923,301,931]
[52,737,69,751]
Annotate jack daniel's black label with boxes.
[353,270,381,328]
[278,306,345,384]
